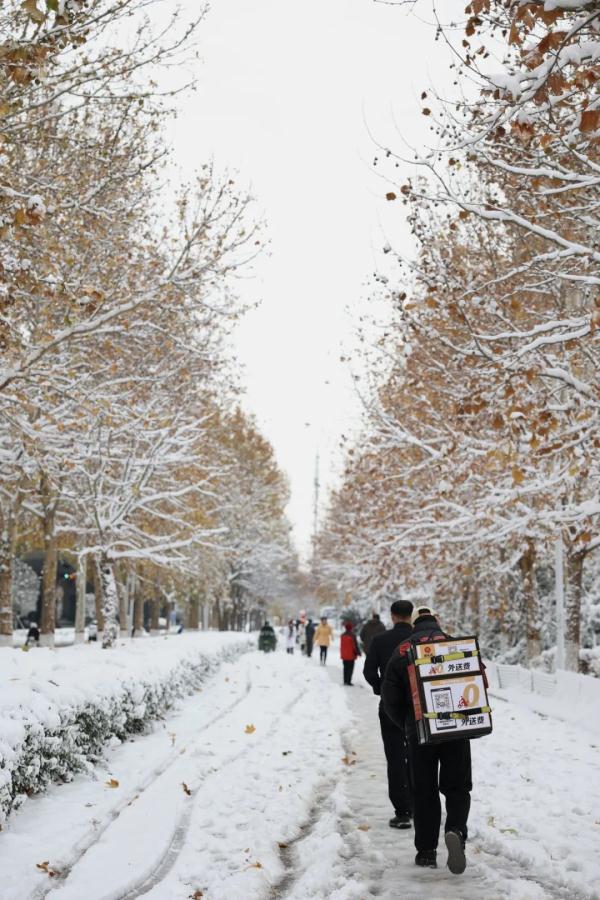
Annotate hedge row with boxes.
[0,637,252,824]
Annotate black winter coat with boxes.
[381,615,448,734]
[363,621,413,695]
[359,618,386,653]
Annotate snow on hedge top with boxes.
[0,632,250,759]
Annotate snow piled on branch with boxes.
[0,632,252,824]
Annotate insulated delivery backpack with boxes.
[406,634,492,746]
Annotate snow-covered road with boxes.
[2,645,599,900]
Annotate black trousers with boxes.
[306,638,314,657]
[343,660,355,684]
[378,706,412,817]
[319,645,328,663]
[408,734,472,852]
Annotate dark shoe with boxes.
[415,850,437,868]
[389,814,411,829]
[445,829,466,875]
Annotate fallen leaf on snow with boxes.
[357,824,370,832]
[105,778,119,788]
[341,756,356,766]
[36,861,61,877]
[182,782,192,796]
[246,861,263,870]
[278,842,289,849]
[189,891,203,899]
[244,724,256,734]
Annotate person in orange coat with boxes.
[340,621,361,685]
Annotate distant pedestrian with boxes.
[314,617,334,664]
[360,612,386,653]
[305,618,316,657]
[340,621,361,685]
[259,620,277,652]
[25,622,40,646]
[363,599,414,829]
[297,620,307,654]
[284,620,296,654]
[382,607,472,874]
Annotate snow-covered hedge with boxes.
[0,632,252,825]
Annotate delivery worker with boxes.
[381,607,471,875]
[363,599,414,829]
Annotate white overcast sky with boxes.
[169,0,458,560]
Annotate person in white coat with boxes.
[283,619,296,654]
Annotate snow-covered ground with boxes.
[1,640,599,900]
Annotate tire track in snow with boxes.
[32,666,252,900]
[119,677,305,899]
[270,731,355,899]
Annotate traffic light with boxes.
[63,572,76,581]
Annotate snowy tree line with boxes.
[315,0,600,672]
[0,1,296,648]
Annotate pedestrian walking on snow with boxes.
[382,607,472,875]
[284,620,296,654]
[340,621,361,685]
[314,617,334,664]
[297,620,307,654]
[363,599,414,830]
[305,618,316,657]
[360,612,386,653]
[25,622,40,646]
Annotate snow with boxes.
[0,631,252,824]
[1,643,599,899]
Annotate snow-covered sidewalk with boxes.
[2,645,600,900]
[296,671,600,900]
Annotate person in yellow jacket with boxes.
[314,617,334,665]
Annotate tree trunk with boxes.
[468,581,480,635]
[40,506,57,649]
[518,541,541,662]
[116,565,128,639]
[150,596,160,635]
[92,555,105,631]
[187,593,200,630]
[565,551,584,672]
[99,553,120,648]
[0,527,16,648]
[74,553,87,643]
[133,586,144,637]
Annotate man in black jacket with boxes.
[359,612,386,653]
[363,599,413,829]
[381,607,471,875]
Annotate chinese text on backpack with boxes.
[407,635,492,746]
